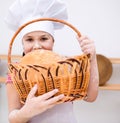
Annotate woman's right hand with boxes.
[20,84,64,119]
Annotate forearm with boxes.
[9,109,30,123]
[84,55,99,102]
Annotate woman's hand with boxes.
[20,84,64,119]
[77,35,96,60]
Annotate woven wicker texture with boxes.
[8,18,90,104]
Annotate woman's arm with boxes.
[6,83,28,123]
[77,35,99,102]
[84,55,99,102]
[7,83,32,123]
[7,83,64,123]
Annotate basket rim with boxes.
[7,18,81,64]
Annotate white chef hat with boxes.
[5,0,68,38]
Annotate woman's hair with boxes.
[22,52,25,56]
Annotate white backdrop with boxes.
[0,0,120,123]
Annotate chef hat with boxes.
[5,0,68,38]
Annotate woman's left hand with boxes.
[77,35,96,60]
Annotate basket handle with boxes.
[8,18,81,64]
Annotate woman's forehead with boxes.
[23,31,52,38]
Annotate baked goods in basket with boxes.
[8,49,90,104]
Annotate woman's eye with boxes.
[41,37,48,40]
[26,38,33,42]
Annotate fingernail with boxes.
[54,89,59,93]
[59,94,64,99]
[34,84,37,88]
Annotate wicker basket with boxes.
[8,18,90,104]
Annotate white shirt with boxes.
[29,102,77,123]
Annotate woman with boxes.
[5,0,99,123]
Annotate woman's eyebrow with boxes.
[41,34,49,37]
[25,36,32,38]
[25,36,34,39]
